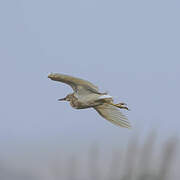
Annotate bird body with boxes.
[48,73,131,128]
[65,92,113,109]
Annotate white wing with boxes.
[94,104,131,128]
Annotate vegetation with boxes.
[0,133,179,180]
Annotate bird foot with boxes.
[116,102,127,106]
[111,102,130,111]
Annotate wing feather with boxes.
[94,104,131,128]
[48,73,100,94]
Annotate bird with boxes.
[48,73,131,128]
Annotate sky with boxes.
[0,0,180,161]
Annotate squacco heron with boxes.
[48,73,131,128]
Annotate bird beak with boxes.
[58,97,66,101]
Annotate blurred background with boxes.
[0,0,179,179]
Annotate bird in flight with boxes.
[48,73,131,128]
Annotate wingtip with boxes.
[127,125,132,129]
[48,72,55,79]
[120,122,132,129]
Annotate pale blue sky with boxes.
[0,0,180,158]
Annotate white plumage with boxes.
[98,94,113,99]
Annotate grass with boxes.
[0,132,179,180]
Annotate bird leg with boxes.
[109,102,130,111]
